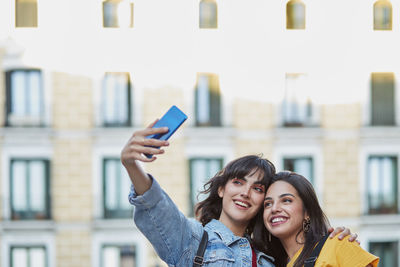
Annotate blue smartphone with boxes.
[144,105,188,158]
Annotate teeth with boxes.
[234,201,249,208]
[272,217,286,223]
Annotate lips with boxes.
[270,216,288,226]
[233,199,251,209]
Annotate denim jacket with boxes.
[129,176,275,267]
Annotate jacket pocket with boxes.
[202,243,235,267]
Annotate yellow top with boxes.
[287,236,379,267]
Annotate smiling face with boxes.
[263,181,308,242]
[218,170,266,235]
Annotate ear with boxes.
[218,186,224,198]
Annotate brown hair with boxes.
[195,155,276,235]
[253,171,330,267]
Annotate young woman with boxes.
[259,171,379,267]
[121,123,356,267]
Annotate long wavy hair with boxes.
[253,171,330,267]
[194,155,276,236]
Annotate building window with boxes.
[189,158,223,215]
[5,69,44,127]
[10,159,50,220]
[371,73,395,126]
[283,157,313,184]
[103,0,134,28]
[11,246,47,267]
[199,0,218,29]
[367,156,398,214]
[286,0,305,30]
[15,0,37,27]
[283,73,312,126]
[374,0,392,31]
[101,245,136,267]
[103,158,132,218]
[370,241,398,267]
[195,73,221,126]
[102,72,132,127]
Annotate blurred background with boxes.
[0,0,399,266]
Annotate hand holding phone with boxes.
[144,105,187,158]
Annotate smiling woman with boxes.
[120,122,359,267]
[121,122,277,266]
[257,171,379,267]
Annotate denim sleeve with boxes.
[129,176,203,265]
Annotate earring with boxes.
[303,217,311,233]
[268,232,271,242]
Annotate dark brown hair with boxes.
[253,171,330,267]
[195,154,276,235]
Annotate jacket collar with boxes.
[256,249,275,263]
[205,219,275,263]
[205,219,242,246]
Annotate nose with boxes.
[271,201,281,213]
[240,185,252,198]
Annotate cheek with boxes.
[263,209,269,222]
[263,210,272,230]
[253,194,265,206]
[292,206,306,222]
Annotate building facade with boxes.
[0,0,399,266]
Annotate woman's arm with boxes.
[131,177,203,265]
[120,120,169,195]
[121,122,203,265]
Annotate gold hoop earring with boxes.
[303,217,311,233]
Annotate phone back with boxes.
[146,105,187,141]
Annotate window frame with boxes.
[194,72,222,127]
[189,157,223,216]
[102,157,133,219]
[199,0,218,29]
[369,240,399,266]
[5,69,46,127]
[10,245,48,267]
[369,72,396,126]
[1,146,53,221]
[282,73,318,127]
[101,72,132,127]
[373,0,392,31]
[282,156,314,184]
[360,145,400,216]
[102,0,134,28]
[15,0,38,28]
[1,233,55,267]
[9,158,51,220]
[184,141,233,215]
[92,232,147,267]
[362,72,399,126]
[273,143,323,200]
[101,243,137,267]
[93,146,136,220]
[286,0,306,30]
[366,155,398,215]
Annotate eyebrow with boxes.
[264,193,295,201]
[236,177,265,185]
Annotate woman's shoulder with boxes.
[319,236,379,267]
